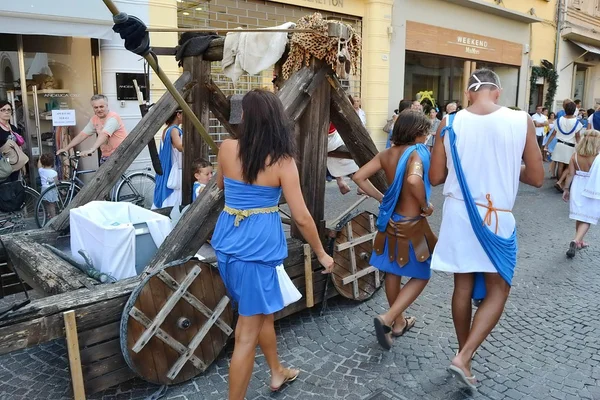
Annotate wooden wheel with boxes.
[120,260,234,385]
[331,211,384,301]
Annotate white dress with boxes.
[159,134,182,209]
[553,118,582,164]
[431,108,527,274]
[570,154,600,224]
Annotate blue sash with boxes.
[556,116,580,136]
[440,114,517,300]
[153,125,182,208]
[593,112,600,131]
[376,144,431,232]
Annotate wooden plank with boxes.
[304,244,314,308]
[51,72,195,231]
[346,222,359,299]
[64,310,86,400]
[206,79,239,138]
[341,266,377,285]
[82,353,126,381]
[0,228,60,261]
[291,61,330,239]
[167,295,229,380]
[328,74,387,194]
[80,338,121,365]
[274,277,337,321]
[335,232,376,252]
[368,214,381,288]
[129,306,206,370]
[79,321,120,348]
[132,266,201,353]
[327,149,353,159]
[182,56,211,206]
[156,269,232,335]
[84,366,136,395]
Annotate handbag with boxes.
[383,117,395,133]
[12,132,25,147]
[0,139,29,172]
[166,163,181,190]
[0,181,25,213]
[0,157,12,181]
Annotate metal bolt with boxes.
[177,317,192,330]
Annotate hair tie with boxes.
[468,74,500,92]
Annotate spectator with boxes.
[192,158,213,201]
[152,110,183,209]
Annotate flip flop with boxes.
[391,316,416,337]
[448,365,477,390]
[374,316,393,350]
[270,368,300,392]
[577,241,589,249]
[566,241,577,259]
[554,183,564,193]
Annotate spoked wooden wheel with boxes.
[120,260,234,385]
[331,211,384,301]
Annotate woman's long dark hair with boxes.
[238,89,295,183]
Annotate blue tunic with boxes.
[211,177,287,316]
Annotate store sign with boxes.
[405,21,523,66]
[116,73,149,101]
[300,0,344,8]
[51,110,76,126]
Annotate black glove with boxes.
[112,15,150,56]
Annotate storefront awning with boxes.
[0,1,114,39]
[569,40,600,56]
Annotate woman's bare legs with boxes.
[257,314,299,389]
[229,314,266,400]
[574,220,591,244]
[383,274,405,330]
[379,277,428,333]
[451,273,510,381]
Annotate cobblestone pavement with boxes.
[1,172,599,400]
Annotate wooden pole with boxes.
[303,244,314,308]
[182,56,211,206]
[462,60,471,109]
[291,60,330,239]
[328,74,388,193]
[63,310,86,400]
[50,72,195,232]
[206,80,239,138]
[133,79,162,176]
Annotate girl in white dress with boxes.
[562,130,600,258]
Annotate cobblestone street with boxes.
[0,172,599,400]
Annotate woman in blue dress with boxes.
[353,110,437,350]
[212,89,334,400]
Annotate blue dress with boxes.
[211,177,287,316]
[370,213,432,279]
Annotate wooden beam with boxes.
[206,79,239,138]
[146,66,323,271]
[303,244,314,308]
[183,56,211,206]
[51,72,195,232]
[0,229,60,262]
[341,266,377,285]
[335,232,376,252]
[64,310,86,400]
[291,63,330,239]
[328,75,388,193]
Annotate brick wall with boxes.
[178,0,363,164]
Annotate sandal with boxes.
[577,241,589,249]
[554,183,564,193]
[270,368,300,392]
[566,241,577,259]
[374,316,393,350]
[448,365,477,390]
[391,316,416,337]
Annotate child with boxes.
[192,158,213,201]
[352,110,436,350]
[38,153,58,219]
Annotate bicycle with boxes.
[0,178,40,234]
[35,152,155,228]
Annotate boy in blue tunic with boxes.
[192,158,213,201]
[353,110,437,350]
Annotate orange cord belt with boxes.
[448,193,512,234]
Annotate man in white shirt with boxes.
[531,105,548,152]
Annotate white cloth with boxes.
[70,201,172,280]
[356,108,367,126]
[553,118,583,164]
[276,264,302,306]
[570,156,600,224]
[222,22,294,83]
[326,130,359,177]
[583,155,600,200]
[588,115,594,130]
[38,167,58,202]
[532,113,547,137]
[431,108,528,274]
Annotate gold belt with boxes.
[223,205,279,227]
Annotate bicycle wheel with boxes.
[35,182,81,228]
[115,171,155,209]
[0,186,40,234]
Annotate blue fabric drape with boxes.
[593,112,600,131]
[440,114,517,300]
[153,125,181,208]
[376,143,431,232]
[556,116,580,136]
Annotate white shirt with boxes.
[356,108,366,126]
[531,113,547,137]
[588,115,594,130]
[38,167,57,191]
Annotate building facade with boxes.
[556,0,600,111]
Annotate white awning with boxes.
[570,40,600,56]
[0,1,114,39]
